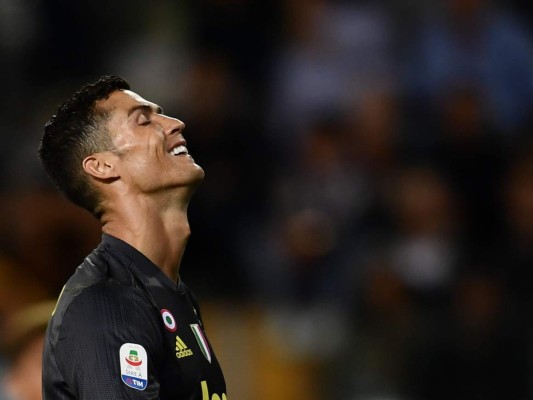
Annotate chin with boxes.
[183,164,205,194]
[191,163,205,184]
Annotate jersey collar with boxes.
[101,233,181,292]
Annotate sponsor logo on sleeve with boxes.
[119,343,148,391]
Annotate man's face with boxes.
[98,90,204,195]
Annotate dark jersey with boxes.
[43,234,227,400]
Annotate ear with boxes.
[82,152,120,180]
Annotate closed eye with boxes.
[129,104,163,126]
[137,112,152,126]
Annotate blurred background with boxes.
[1,0,533,399]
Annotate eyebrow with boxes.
[127,104,164,117]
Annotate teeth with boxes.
[170,145,188,156]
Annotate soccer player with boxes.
[39,76,227,399]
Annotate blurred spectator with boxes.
[494,146,533,332]
[0,256,48,330]
[408,0,533,133]
[268,0,395,152]
[1,301,55,400]
[428,86,506,243]
[188,0,281,87]
[331,166,460,399]
[387,166,459,296]
[108,0,192,110]
[238,116,358,367]
[342,89,401,179]
[242,116,364,306]
[408,271,526,400]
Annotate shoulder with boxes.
[50,282,157,340]
[47,252,161,347]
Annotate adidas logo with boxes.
[175,335,193,359]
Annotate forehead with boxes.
[97,90,158,114]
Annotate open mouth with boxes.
[169,144,189,156]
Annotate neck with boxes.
[100,193,191,282]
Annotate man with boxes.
[39,76,227,399]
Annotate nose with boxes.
[164,116,185,136]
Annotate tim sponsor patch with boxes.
[120,343,148,391]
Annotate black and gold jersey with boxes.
[43,234,227,400]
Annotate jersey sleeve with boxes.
[49,282,164,399]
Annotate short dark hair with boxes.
[39,75,130,217]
